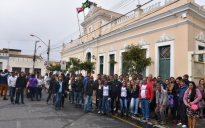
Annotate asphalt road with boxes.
[0,92,153,128]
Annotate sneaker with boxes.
[182,125,187,128]
[3,98,8,100]
[37,99,41,101]
[160,122,166,125]
[21,102,25,104]
[177,123,182,125]
[146,119,149,123]
[173,120,177,124]
[177,121,181,124]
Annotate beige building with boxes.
[0,49,45,75]
[61,0,205,80]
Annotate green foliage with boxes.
[108,59,118,65]
[82,61,96,74]
[47,64,61,72]
[123,44,154,75]
[47,57,96,74]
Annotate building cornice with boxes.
[62,3,205,56]
[62,20,205,58]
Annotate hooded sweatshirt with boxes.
[29,78,38,87]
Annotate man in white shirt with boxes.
[8,71,17,104]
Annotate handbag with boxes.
[197,99,205,109]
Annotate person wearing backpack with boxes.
[155,83,169,125]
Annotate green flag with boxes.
[82,0,89,9]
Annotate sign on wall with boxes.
[6,65,10,71]
[61,60,66,70]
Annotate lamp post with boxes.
[30,34,50,75]
[33,41,40,73]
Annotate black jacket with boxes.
[73,80,83,92]
[109,80,122,96]
[16,76,27,88]
[101,85,112,97]
[94,78,104,90]
[130,85,139,98]
[52,81,66,94]
[85,80,95,96]
[63,78,69,91]
[49,79,56,93]
[118,86,129,98]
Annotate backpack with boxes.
[169,94,174,108]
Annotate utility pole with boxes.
[33,41,39,73]
[47,40,50,76]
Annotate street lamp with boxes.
[30,34,50,74]
[33,41,40,73]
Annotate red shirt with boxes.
[139,82,154,100]
[147,80,154,87]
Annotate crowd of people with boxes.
[1,68,205,128]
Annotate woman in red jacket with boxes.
[139,77,154,122]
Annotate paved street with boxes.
[1,92,205,128]
[0,92,153,128]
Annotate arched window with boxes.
[86,52,91,62]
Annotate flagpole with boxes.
[82,3,86,20]
[76,10,82,42]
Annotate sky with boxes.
[0,0,204,62]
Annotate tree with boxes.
[82,61,96,74]
[47,64,67,73]
[68,57,83,74]
[47,57,96,75]
[123,44,154,75]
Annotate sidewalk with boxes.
[91,95,205,128]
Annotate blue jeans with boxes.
[69,88,75,101]
[98,99,102,111]
[9,87,15,103]
[30,87,38,100]
[130,97,139,114]
[119,97,128,114]
[16,87,25,103]
[55,92,62,109]
[102,97,110,114]
[84,95,92,111]
[141,99,150,119]
[74,92,82,106]
[173,98,180,120]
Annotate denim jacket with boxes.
[178,85,188,103]
[175,87,181,100]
